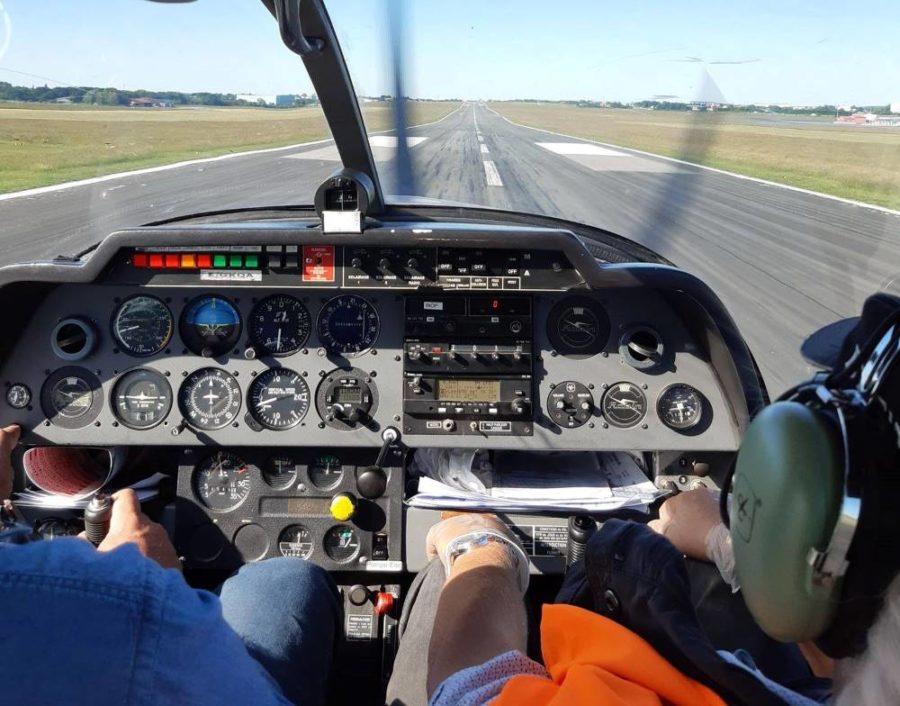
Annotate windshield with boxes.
[1,1,899,396]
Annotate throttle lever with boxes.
[357,428,400,500]
[84,493,112,546]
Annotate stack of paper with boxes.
[14,473,166,509]
[408,451,664,514]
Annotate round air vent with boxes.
[619,325,664,370]
[51,318,97,361]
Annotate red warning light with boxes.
[492,299,500,310]
[149,254,165,269]
[165,254,180,268]
[132,254,148,268]
[197,254,212,269]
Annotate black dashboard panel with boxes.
[0,231,746,452]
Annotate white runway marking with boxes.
[367,135,428,148]
[480,144,490,154]
[483,160,503,187]
[286,135,429,161]
[477,135,484,143]
[536,142,629,156]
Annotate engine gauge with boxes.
[278,525,314,559]
[657,384,704,430]
[601,382,647,428]
[247,368,310,430]
[309,454,343,489]
[547,296,610,357]
[41,367,103,429]
[264,456,298,490]
[179,295,242,357]
[316,294,379,356]
[193,451,252,512]
[324,525,360,563]
[249,294,310,356]
[112,295,173,357]
[178,368,242,431]
[112,368,172,429]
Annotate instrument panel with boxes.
[0,240,739,451]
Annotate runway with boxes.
[2,102,898,394]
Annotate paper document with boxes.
[14,473,167,509]
[408,451,663,514]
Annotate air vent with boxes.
[51,318,96,361]
[620,326,664,370]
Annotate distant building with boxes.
[129,97,172,108]
[891,101,900,115]
[836,112,900,127]
[235,94,301,107]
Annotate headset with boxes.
[725,295,900,658]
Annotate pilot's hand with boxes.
[96,489,181,571]
[649,488,721,560]
[0,425,21,502]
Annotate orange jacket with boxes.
[494,604,726,706]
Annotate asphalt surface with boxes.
[2,102,899,395]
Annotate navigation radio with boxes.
[402,295,533,436]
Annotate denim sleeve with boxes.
[0,538,290,706]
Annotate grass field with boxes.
[490,102,900,210]
[0,101,458,194]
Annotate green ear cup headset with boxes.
[723,298,900,658]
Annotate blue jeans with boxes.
[219,558,341,706]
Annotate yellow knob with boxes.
[330,493,357,522]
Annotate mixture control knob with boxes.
[330,493,357,522]
[350,257,363,268]
[374,592,395,617]
[357,465,388,500]
[348,584,370,606]
[379,257,391,270]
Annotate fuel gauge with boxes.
[309,454,343,490]
[657,384,704,431]
[264,456,298,490]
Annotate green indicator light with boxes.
[213,255,227,268]
[229,255,243,268]
[245,255,259,269]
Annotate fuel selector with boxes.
[547,381,594,428]
[316,367,378,430]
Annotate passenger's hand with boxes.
[426,513,528,593]
[96,489,181,571]
[0,425,21,501]
[426,513,520,564]
[649,488,721,560]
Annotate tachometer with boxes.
[112,368,172,429]
[316,294,379,356]
[112,295,173,356]
[249,294,310,356]
[193,451,252,512]
[657,384,704,430]
[247,368,310,430]
[179,295,242,357]
[178,368,242,430]
[601,382,647,428]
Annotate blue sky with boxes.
[0,0,897,105]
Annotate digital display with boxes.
[436,379,500,402]
[260,497,333,516]
[334,386,362,404]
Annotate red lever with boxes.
[374,592,395,617]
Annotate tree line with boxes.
[0,82,318,107]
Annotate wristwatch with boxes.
[445,530,531,593]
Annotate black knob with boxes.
[379,257,391,270]
[406,257,419,269]
[84,493,113,546]
[357,465,388,499]
[350,257,363,268]
[348,584,371,606]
